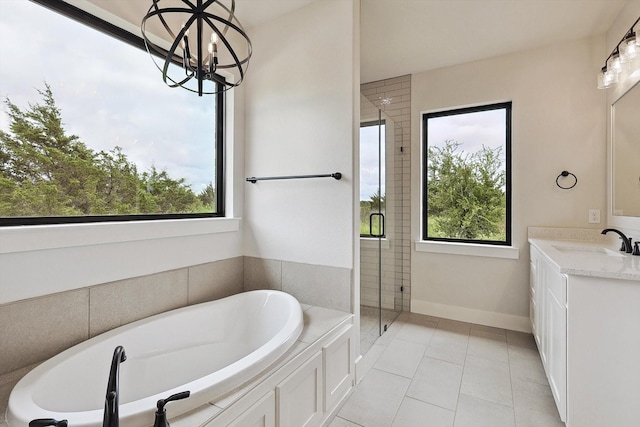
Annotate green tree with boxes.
[140,166,200,213]
[369,188,385,212]
[359,189,386,236]
[427,139,505,240]
[0,84,100,216]
[198,182,216,209]
[0,83,205,218]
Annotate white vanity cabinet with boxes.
[530,246,567,422]
[543,263,566,421]
[529,246,544,362]
[529,239,640,427]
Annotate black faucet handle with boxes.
[633,241,640,256]
[29,419,68,427]
[157,391,191,411]
[153,391,191,427]
[620,237,627,251]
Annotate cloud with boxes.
[359,123,386,201]
[0,1,216,193]
[427,108,507,161]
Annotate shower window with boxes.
[0,0,224,226]
[360,121,386,237]
[422,102,512,245]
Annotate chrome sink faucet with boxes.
[103,346,127,427]
[601,228,633,253]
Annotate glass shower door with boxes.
[359,95,403,355]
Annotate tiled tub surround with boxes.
[0,257,243,417]
[243,257,352,313]
[1,304,353,427]
[7,290,303,427]
[0,256,351,420]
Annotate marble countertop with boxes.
[529,238,640,282]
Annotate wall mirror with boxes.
[612,80,640,218]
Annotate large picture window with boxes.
[423,102,511,245]
[0,0,224,226]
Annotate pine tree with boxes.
[0,83,204,218]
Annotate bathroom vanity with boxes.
[529,236,640,426]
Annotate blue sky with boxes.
[0,0,216,193]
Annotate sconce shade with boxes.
[141,0,251,96]
[597,66,618,89]
[619,33,638,63]
[597,17,640,89]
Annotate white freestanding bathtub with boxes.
[7,290,303,427]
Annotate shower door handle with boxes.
[369,212,385,238]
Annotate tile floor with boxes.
[332,311,564,427]
[360,305,401,355]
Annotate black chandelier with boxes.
[141,0,252,96]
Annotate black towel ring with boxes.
[556,170,577,190]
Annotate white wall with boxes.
[410,36,608,331]
[242,0,357,269]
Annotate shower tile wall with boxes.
[360,75,411,312]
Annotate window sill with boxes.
[0,217,241,254]
[415,240,519,260]
[360,237,391,250]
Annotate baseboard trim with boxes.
[411,299,531,333]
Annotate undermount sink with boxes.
[552,245,625,257]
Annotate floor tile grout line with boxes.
[506,336,518,426]
[452,336,470,426]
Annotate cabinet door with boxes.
[277,351,323,427]
[323,325,354,412]
[227,391,276,427]
[546,274,567,422]
[529,260,537,339]
[536,256,548,365]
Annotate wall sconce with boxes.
[141,0,251,96]
[597,17,640,89]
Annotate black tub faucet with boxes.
[601,228,633,253]
[103,346,127,427]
